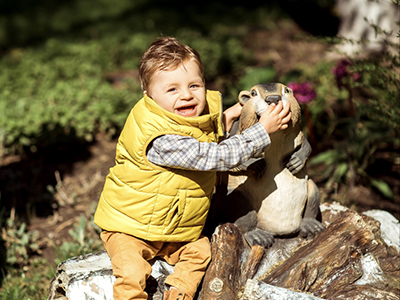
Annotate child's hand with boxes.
[223,102,243,132]
[259,101,291,134]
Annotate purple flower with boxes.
[332,58,352,81]
[288,82,316,104]
[332,58,361,88]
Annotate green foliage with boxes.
[0,203,102,298]
[305,29,399,199]
[53,215,103,266]
[280,60,347,138]
[1,216,40,267]
[0,35,147,155]
[0,0,146,47]
[353,54,400,132]
[309,117,395,198]
[219,66,278,106]
[0,258,53,300]
[238,67,277,91]
[278,27,399,201]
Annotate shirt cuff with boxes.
[241,122,271,156]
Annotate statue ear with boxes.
[238,90,251,106]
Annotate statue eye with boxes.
[251,89,257,97]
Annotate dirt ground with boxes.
[1,20,399,267]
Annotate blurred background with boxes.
[0,0,399,298]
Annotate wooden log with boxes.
[198,223,246,300]
[238,245,265,289]
[261,209,400,299]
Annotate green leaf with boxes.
[326,162,348,189]
[370,179,394,199]
[309,150,339,165]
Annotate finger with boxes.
[269,103,277,110]
[279,102,291,116]
[281,112,292,124]
[264,103,276,115]
[274,101,283,111]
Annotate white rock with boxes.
[363,209,400,251]
[240,279,325,300]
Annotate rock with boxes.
[47,250,174,300]
[363,209,400,251]
[240,279,324,300]
[48,251,114,300]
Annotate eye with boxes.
[285,87,291,94]
[167,87,177,93]
[251,89,257,97]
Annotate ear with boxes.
[144,91,152,99]
[238,90,251,106]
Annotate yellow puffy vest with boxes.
[94,90,224,242]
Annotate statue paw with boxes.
[286,154,304,175]
[244,228,275,248]
[299,218,326,238]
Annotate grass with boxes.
[0,258,54,300]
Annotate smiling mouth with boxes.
[176,105,197,116]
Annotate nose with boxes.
[180,88,193,100]
[265,95,281,105]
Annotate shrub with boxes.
[307,38,399,199]
[0,36,145,156]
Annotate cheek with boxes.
[198,92,206,105]
[254,99,269,116]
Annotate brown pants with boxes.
[100,231,211,300]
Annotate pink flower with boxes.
[288,82,316,104]
[353,72,361,81]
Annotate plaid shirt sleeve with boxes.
[146,122,270,171]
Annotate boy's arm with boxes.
[147,101,291,171]
[146,123,270,171]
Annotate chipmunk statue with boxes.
[207,83,325,248]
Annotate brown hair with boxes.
[139,37,204,91]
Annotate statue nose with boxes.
[265,95,282,105]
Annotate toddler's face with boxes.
[145,59,206,118]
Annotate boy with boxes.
[94,37,291,300]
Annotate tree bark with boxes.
[261,210,400,299]
[198,223,245,300]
